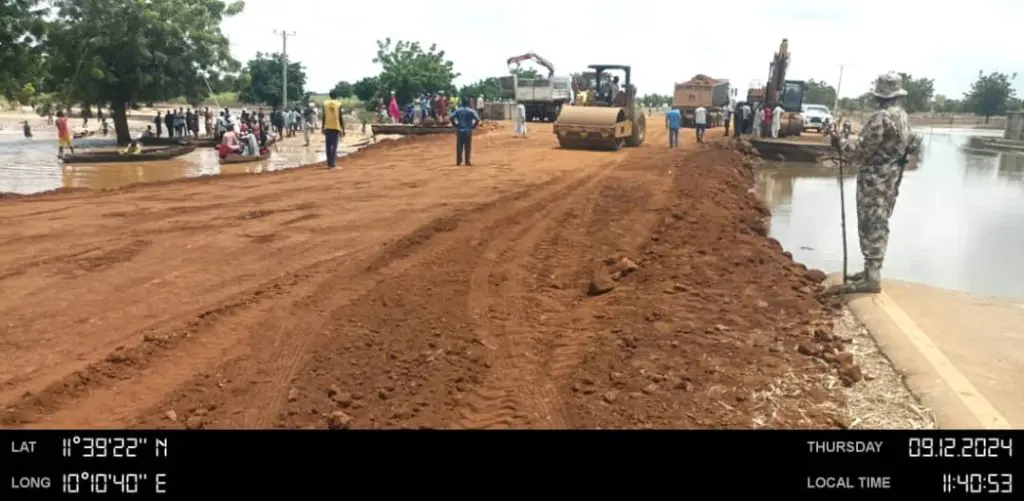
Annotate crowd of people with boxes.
[376,90,488,126]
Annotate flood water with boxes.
[758,128,1024,300]
[0,128,369,195]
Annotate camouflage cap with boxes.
[871,72,908,99]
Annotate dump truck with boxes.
[515,76,573,122]
[553,64,645,151]
[672,75,730,127]
[506,52,573,121]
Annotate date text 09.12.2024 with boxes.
[908,437,1013,458]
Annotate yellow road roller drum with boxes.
[554,107,632,151]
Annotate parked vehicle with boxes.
[802,104,834,133]
[672,74,729,127]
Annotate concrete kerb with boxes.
[827,274,1011,430]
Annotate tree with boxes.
[897,73,935,113]
[460,77,504,102]
[352,76,380,102]
[512,68,540,79]
[836,96,863,112]
[0,0,47,102]
[236,52,307,107]
[639,94,672,107]
[803,79,837,107]
[372,38,459,106]
[931,94,962,114]
[963,70,1018,122]
[45,0,243,144]
[331,80,353,98]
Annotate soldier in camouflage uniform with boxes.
[827,73,921,295]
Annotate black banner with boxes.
[2,430,1019,498]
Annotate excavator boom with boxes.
[507,52,556,78]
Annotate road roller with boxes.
[554,64,646,151]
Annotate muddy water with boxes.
[758,128,1024,299]
[0,129,371,195]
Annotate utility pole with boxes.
[274,30,296,109]
[834,64,845,111]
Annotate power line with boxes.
[273,30,297,109]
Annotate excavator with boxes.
[747,39,806,137]
[507,52,556,78]
[554,64,646,151]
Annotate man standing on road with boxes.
[826,72,921,295]
[694,105,707,143]
[722,103,732,137]
[740,102,753,136]
[515,102,527,137]
[303,103,316,146]
[450,97,480,167]
[321,90,345,169]
[666,107,681,148]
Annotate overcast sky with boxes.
[222,0,1022,99]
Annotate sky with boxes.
[221,0,1024,100]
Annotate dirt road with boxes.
[0,120,847,429]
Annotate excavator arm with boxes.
[507,52,555,78]
[766,39,790,105]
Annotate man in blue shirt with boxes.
[665,108,682,148]
[450,97,481,166]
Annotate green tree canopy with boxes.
[236,52,307,108]
[45,0,243,144]
[640,94,672,107]
[931,94,962,113]
[459,77,503,101]
[0,0,48,102]
[331,80,353,98]
[898,73,935,113]
[511,68,540,79]
[352,76,379,101]
[372,38,458,106]
[963,70,1018,120]
[803,79,837,107]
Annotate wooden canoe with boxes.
[140,136,218,147]
[60,143,198,164]
[219,149,272,164]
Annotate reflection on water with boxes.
[0,130,366,195]
[758,128,1024,300]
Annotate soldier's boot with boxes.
[846,270,866,282]
[827,260,882,295]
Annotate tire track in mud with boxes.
[122,159,614,429]
[455,157,624,428]
[454,142,680,429]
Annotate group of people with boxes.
[380,91,488,126]
[664,105,710,147]
[720,102,785,139]
[215,107,281,158]
[155,108,211,138]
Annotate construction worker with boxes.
[321,90,345,169]
[515,102,527,137]
[666,107,681,147]
[827,72,921,295]
[450,97,480,167]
